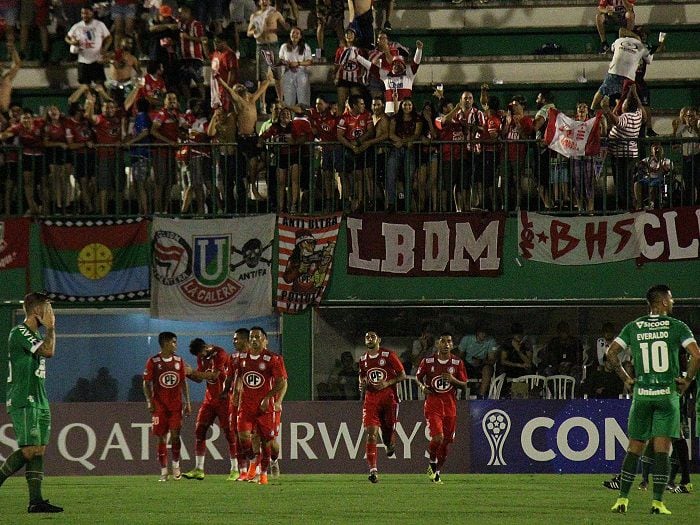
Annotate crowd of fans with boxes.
[0,0,697,217]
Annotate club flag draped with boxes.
[40,218,150,301]
[151,215,275,321]
[277,213,342,313]
[544,107,602,158]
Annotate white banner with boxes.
[518,211,644,265]
[544,108,602,158]
[150,216,275,320]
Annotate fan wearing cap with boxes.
[356,40,423,115]
[147,4,180,93]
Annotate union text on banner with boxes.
[544,107,602,158]
[277,213,342,313]
[347,212,506,276]
[40,219,150,301]
[150,215,275,321]
[518,210,643,265]
[0,217,30,271]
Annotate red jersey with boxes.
[10,121,44,155]
[335,46,366,85]
[291,117,314,157]
[92,114,122,158]
[210,48,238,85]
[337,110,372,142]
[65,117,93,149]
[435,115,466,160]
[188,117,210,158]
[179,19,206,61]
[142,73,166,101]
[44,118,68,144]
[482,113,502,153]
[143,353,187,411]
[308,108,338,142]
[416,354,467,414]
[504,115,534,161]
[456,106,485,153]
[153,108,185,143]
[236,349,287,414]
[358,348,405,398]
[196,346,230,404]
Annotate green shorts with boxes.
[8,406,51,447]
[627,395,680,441]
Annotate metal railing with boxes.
[0,137,697,217]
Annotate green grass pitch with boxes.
[1,473,698,524]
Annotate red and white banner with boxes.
[0,217,30,271]
[519,207,700,265]
[150,216,275,321]
[277,213,342,313]
[544,108,602,158]
[347,213,506,276]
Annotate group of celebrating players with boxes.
[142,325,468,486]
[143,326,287,485]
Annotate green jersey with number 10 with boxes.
[615,314,696,398]
[6,323,49,411]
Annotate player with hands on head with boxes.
[608,284,700,515]
[416,332,467,485]
[0,292,63,513]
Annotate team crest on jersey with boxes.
[159,371,180,388]
[379,358,386,366]
[430,375,452,392]
[243,370,265,389]
[449,367,455,374]
[367,367,387,384]
[258,362,266,371]
[152,229,243,306]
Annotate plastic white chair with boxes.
[546,375,576,399]
[397,375,424,401]
[488,373,507,399]
[511,374,547,398]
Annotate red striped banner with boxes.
[276,213,342,314]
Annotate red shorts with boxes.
[237,408,275,441]
[152,407,182,437]
[425,412,456,443]
[362,389,398,428]
[196,400,231,433]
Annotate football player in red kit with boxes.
[358,331,406,483]
[234,326,288,485]
[182,338,236,481]
[416,332,467,484]
[143,332,191,481]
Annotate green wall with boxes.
[2,217,699,401]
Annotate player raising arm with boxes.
[608,284,700,515]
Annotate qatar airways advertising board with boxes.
[2,400,688,475]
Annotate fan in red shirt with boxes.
[177,5,207,99]
[151,92,187,213]
[180,338,236,480]
[308,96,341,209]
[358,331,406,484]
[65,103,96,214]
[43,106,70,212]
[234,326,287,485]
[416,332,467,485]
[0,112,46,215]
[126,62,167,114]
[337,94,374,211]
[210,35,239,111]
[259,107,300,212]
[143,331,191,482]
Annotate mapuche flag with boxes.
[40,218,150,301]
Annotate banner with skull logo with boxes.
[150,215,275,321]
[277,213,342,313]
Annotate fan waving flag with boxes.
[277,213,342,314]
[40,218,150,301]
[544,107,602,158]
